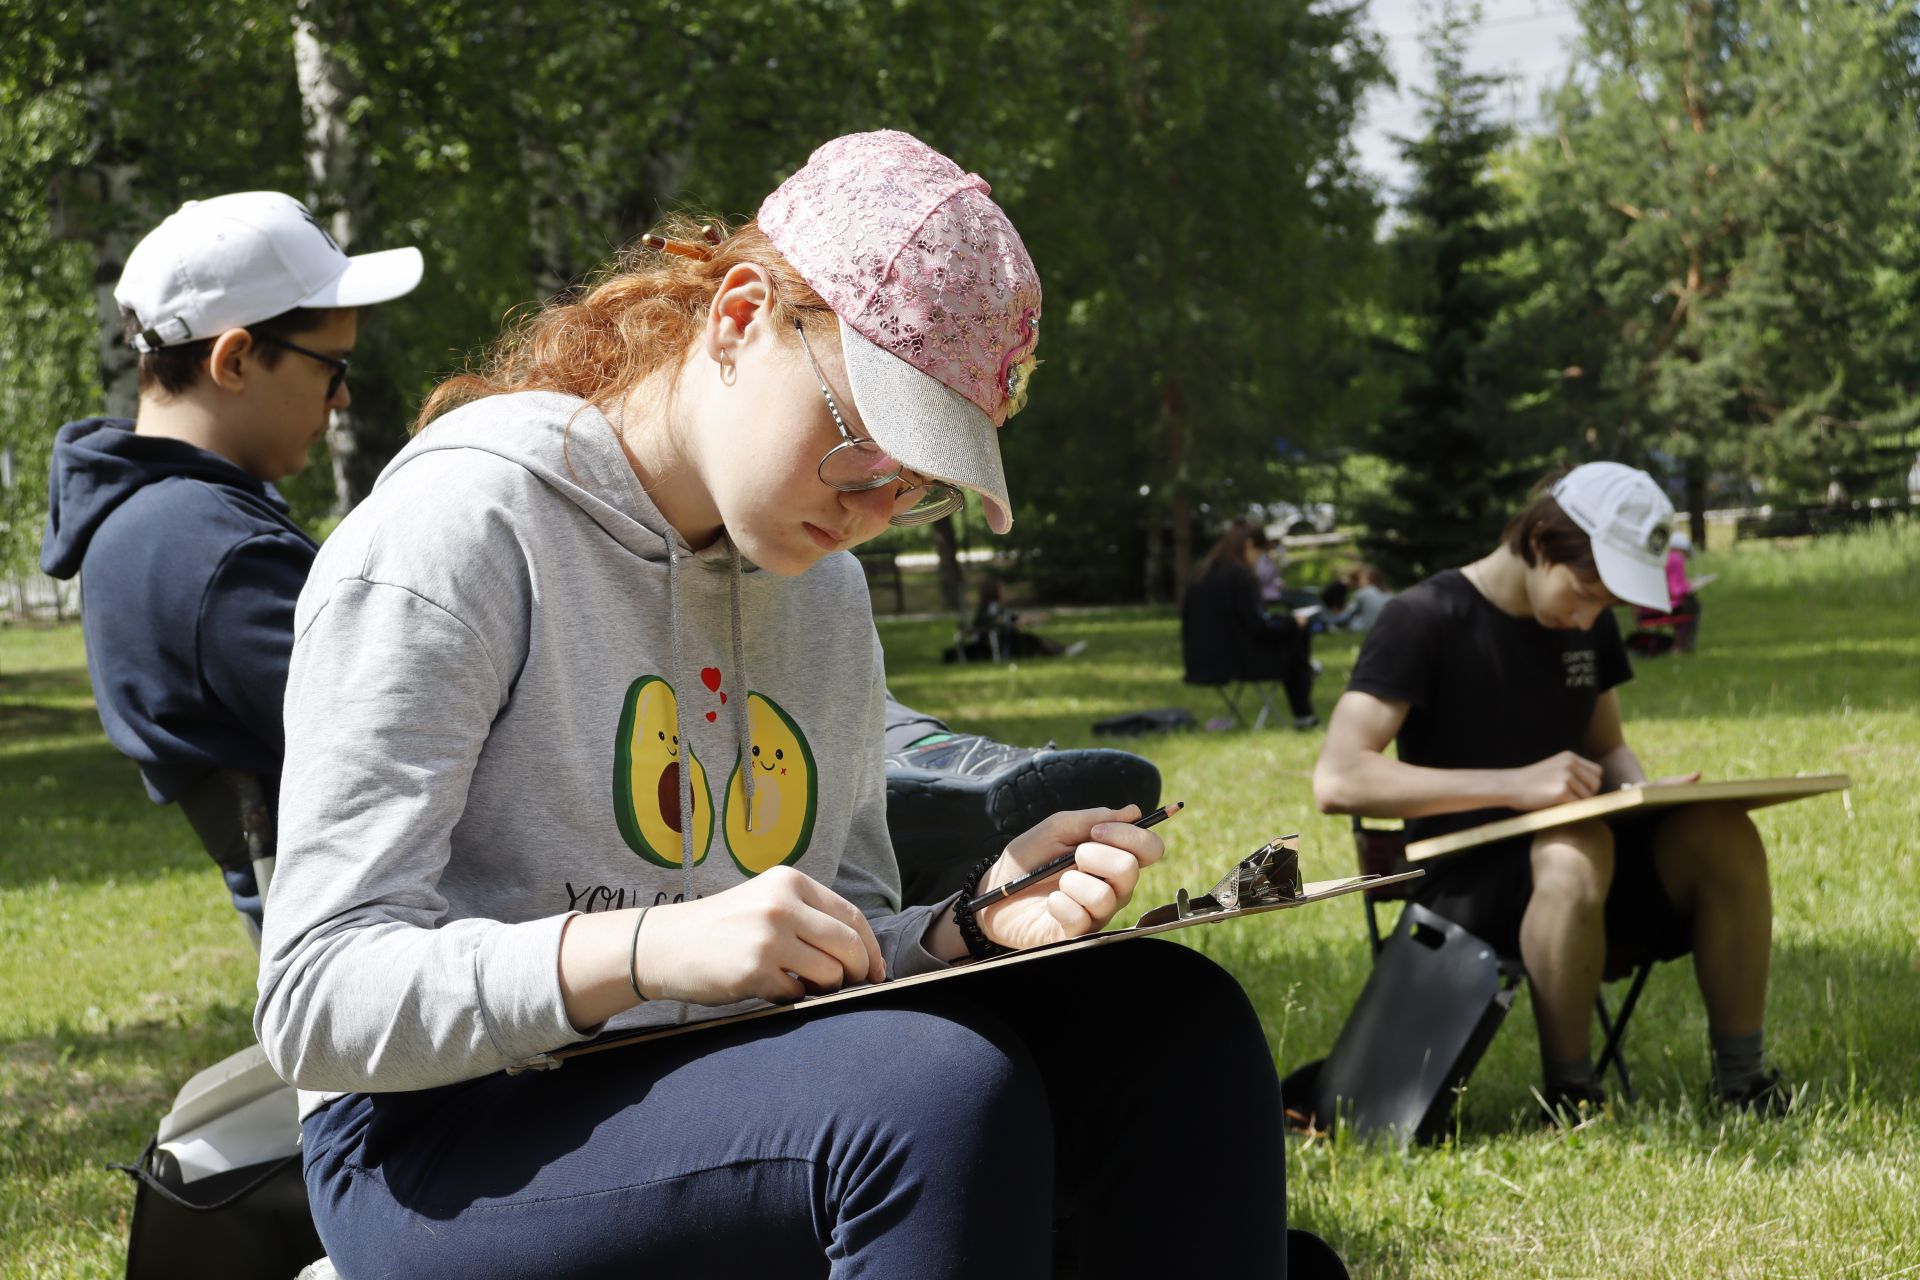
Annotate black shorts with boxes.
[1409,813,1693,964]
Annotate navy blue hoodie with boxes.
[40,418,318,809]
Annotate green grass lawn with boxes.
[4,524,1918,1277]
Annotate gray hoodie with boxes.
[255,391,950,1114]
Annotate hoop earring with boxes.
[716,348,737,387]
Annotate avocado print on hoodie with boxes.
[612,675,713,867]
[723,691,818,874]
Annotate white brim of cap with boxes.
[838,318,1014,534]
[299,246,425,309]
[1591,540,1670,611]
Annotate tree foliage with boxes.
[6,0,1918,594]
[1520,0,1920,532]
[1353,4,1561,587]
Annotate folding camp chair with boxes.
[1626,607,1684,657]
[1351,815,1657,1100]
[1192,678,1278,730]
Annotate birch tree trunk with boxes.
[52,5,154,419]
[293,1,395,512]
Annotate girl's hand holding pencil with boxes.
[967,802,1181,951]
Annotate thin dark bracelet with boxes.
[951,853,1012,961]
[628,905,653,1003]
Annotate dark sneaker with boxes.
[885,733,1161,907]
[1718,1067,1794,1117]
[1538,1079,1607,1126]
[1292,714,1321,731]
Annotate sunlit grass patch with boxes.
[2,522,1916,1276]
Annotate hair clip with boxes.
[641,233,714,261]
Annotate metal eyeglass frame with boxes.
[254,334,350,401]
[792,320,964,527]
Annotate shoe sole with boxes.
[886,749,1162,906]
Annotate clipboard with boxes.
[527,850,1423,1069]
[1402,773,1850,863]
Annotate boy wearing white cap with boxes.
[1313,464,1787,1116]
[39,193,422,924]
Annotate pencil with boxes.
[959,801,1184,913]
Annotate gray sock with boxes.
[1711,1029,1765,1093]
[1543,1054,1595,1088]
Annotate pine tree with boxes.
[1354,4,1553,587]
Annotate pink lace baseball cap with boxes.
[759,130,1041,534]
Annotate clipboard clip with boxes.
[1143,835,1304,927]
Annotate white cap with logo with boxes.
[116,192,423,353]
[1551,462,1675,611]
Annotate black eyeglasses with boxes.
[254,334,350,401]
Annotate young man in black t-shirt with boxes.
[1313,464,1787,1116]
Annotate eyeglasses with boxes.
[792,321,964,527]
[254,334,350,401]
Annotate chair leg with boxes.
[1594,963,1653,1102]
[1251,683,1274,731]
[1215,686,1248,728]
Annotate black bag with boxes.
[113,1043,325,1280]
[1091,707,1196,737]
[1306,902,1515,1146]
[115,1137,324,1280]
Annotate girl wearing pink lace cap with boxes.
[257,131,1292,1277]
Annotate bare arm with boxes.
[1312,689,1607,817]
[1582,689,1698,791]
[1583,689,1644,790]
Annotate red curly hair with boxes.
[416,215,833,431]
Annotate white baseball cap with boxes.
[1550,462,1675,611]
[116,192,423,353]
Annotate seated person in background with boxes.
[1182,519,1319,730]
[1252,534,1286,604]
[1342,563,1392,633]
[1312,579,1349,634]
[1664,531,1702,652]
[946,578,1065,661]
[1312,463,1789,1116]
[37,192,422,927]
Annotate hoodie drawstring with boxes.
[667,547,696,908]
[729,540,755,834]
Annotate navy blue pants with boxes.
[303,940,1285,1278]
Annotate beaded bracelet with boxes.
[951,853,1013,961]
[628,905,653,1003]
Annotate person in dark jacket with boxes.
[1181,521,1319,729]
[39,192,422,924]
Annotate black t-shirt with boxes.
[1346,568,1633,842]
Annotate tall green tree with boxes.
[980,0,1390,602]
[1523,0,1920,538]
[1353,4,1551,587]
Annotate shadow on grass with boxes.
[1211,924,1920,1146]
[0,1000,258,1183]
[0,698,107,743]
[0,663,95,702]
[0,739,209,891]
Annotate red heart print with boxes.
[705,711,717,722]
[700,667,722,693]
[720,692,728,704]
